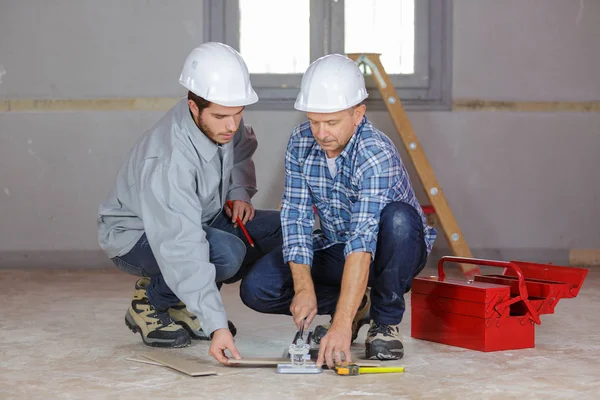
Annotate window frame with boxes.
[203,0,452,111]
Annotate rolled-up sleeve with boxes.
[345,148,398,260]
[228,123,258,203]
[281,137,314,266]
[139,164,228,337]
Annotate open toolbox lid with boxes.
[429,256,589,325]
[503,260,588,298]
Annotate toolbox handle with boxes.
[438,256,541,325]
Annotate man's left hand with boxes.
[316,322,353,369]
[225,200,255,227]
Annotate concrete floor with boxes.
[1,265,598,400]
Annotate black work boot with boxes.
[124,278,191,348]
[365,321,404,360]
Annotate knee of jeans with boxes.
[215,237,246,282]
[239,271,276,313]
[232,237,246,266]
[239,275,261,311]
[111,257,147,277]
[380,202,422,241]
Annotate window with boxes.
[203,0,452,110]
[239,0,310,74]
[344,0,415,75]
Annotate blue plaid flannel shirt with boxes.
[281,116,437,267]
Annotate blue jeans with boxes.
[240,202,428,325]
[112,208,282,310]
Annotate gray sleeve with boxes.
[138,164,228,337]
[227,122,258,202]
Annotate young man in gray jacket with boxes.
[97,42,282,364]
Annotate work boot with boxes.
[365,321,404,360]
[124,278,191,348]
[168,302,238,339]
[313,288,371,344]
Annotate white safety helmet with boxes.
[294,54,368,113]
[179,42,258,107]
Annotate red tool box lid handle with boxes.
[438,256,542,325]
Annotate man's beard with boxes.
[197,116,214,139]
[193,114,231,143]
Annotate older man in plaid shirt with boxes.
[241,54,436,368]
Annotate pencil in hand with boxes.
[226,200,255,247]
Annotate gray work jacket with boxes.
[97,98,258,336]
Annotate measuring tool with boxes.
[334,362,405,376]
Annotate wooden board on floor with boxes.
[136,352,381,376]
[138,351,217,377]
[226,357,381,367]
[126,357,164,367]
[226,357,288,366]
[569,249,600,266]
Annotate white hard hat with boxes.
[294,54,368,113]
[179,42,258,107]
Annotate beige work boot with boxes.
[168,302,209,340]
[124,278,191,348]
[365,321,404,360]
[168,302,238,339]
[314,288,371,344]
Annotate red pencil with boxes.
[226,200,255,247]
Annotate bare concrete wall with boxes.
[1,0,599,267]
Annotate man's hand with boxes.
[209,328,242,365]
[224,200,255,227]
[290,287,318,330]
[316,322,353,369]
[315,252,371,369]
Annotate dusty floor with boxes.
[1,265,598,400]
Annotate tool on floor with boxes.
[346,53,478,278]
[226,200,254,247]
[334,362,405,376]
[276,317,322,374]
[411,256,589,352]
[282,317,319,359]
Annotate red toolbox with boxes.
[411,256,588,352]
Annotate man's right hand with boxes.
[289,262,318,330]
[290,287,318,330]
[209,328,241,365]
